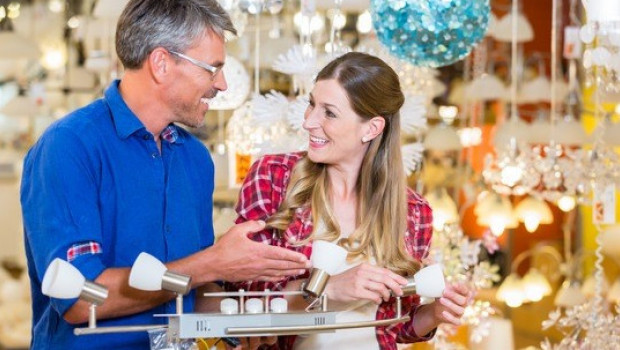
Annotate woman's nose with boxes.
[302,109,319,130]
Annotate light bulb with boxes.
[522,269,551,302]
[557,195,576,212]
[523,215,541,233]
[489,218,507,237]
[220,298,239,314]
[500,165,523,187]
[270,297,288,313]
[356,10,372,34]
[497,274,524,307]
[245,298,263,314]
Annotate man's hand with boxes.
[207,220,311,282]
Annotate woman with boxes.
[227,52,471,350]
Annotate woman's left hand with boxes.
[430,283,474,326]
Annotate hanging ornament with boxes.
[370,0,490,67]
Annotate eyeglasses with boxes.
[169,50,222,81]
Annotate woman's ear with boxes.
[362,116,386,142]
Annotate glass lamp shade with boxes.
[412,264,445,298]
[476,195,518,236]
[425,188,459,231]
[521,268,552,302]
[41,258,85,299]
[310,240,347,275]
[423,124,462,151]
[493,12,534,42]
[129,252,167,291]
[554,280,586,307]
[465,74,507,101]
[496,273,525,307]
[514,196,553,232]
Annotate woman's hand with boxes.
[431,283,474,326]
[324,263,408,304]
[412,282,474,337]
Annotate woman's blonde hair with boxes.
[267,52,420,275]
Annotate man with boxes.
[20,1,309,349]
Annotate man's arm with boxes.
[64,220,311,323]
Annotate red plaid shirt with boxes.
[227,152,435,350]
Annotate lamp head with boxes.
[129,252,191,295]
[41,258,108,305]
[303,240,348,297]
[402,264,446,298]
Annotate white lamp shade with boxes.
[423,124,462,151]
[554,280,586,307]
[413,264,445,298]
[465,74,507,101]
[493,12,534,42]
[311,240,348,275]
[41,258,85,299]
[554,116,587,145]
[129,252,167,291]
[493,118,531,148]
[527,118,551,144]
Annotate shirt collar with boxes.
[104,80,185,144]
[104,80,146,140]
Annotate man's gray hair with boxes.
[116,0,236,69]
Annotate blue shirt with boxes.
[21,81,215,349]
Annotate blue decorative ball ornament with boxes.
[370,0,490,68]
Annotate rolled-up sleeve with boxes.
[21,125,106,316]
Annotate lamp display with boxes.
[41,258,108,328]
[129,252,192,314]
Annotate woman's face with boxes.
[303,79,371,168]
